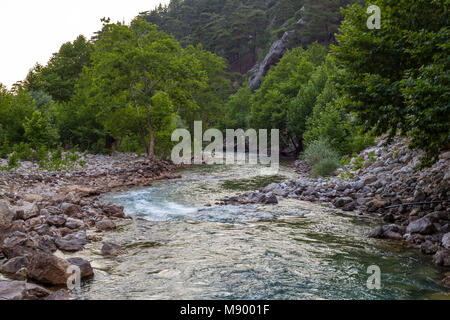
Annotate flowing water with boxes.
[72,161,448,300]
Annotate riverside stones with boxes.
[406,217,436,235]
[28,251,71,285]
[101,242,127,257]
[67,257,94,279]
[0,280,50,300]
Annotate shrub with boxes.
[303,138,341,177]
[0,137,11,159]
[311,157,340,178]
[7,152,20,169]
[302,137,340,166]
[12,143,34,161]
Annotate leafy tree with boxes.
[23,110,59,149]
[25,35,93,102]
[250,44,327,150]
[88,19,207,159]
[222,85,252,130]
[332,0,449,165]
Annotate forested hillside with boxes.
[141,0,356,75]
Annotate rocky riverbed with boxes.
[219,138,450,288]
[0,153,180,300]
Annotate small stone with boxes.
[95,218,116,231]
[100,242,127,257]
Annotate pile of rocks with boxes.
[0,153,180,299]
[235,138,450,286]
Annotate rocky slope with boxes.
[224,138,450,287]
[0,153,180,299]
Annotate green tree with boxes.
[332,0,449,165]
[23,110,59,149]
[25,35,93,102]
[88,19,207,159]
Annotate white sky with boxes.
[0,0,169,88]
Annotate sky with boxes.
[0,0,169,89]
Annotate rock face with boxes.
[248,30,297,90]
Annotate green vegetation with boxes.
[302,138,341,177]
[332,0,449,166]
[0,0,447,176]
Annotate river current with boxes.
[71,161,448,300]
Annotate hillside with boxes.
[141,0,356,85]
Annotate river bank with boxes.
[0,153,180,299]
[225,138,450,288]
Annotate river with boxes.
[71,160,448,300]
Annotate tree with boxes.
[249,44,328,150]
[25,35,93,102]
[332,0,449,165]
[23,110,58,149]
[88,19,207,159]
[301,0,356,44]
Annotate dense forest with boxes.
[0,0,448,175]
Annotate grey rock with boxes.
[406,217,436,235]
[55,231,87,252]
[420,240,438,255]
[95,218,116,231]
[442,232,450,249]
[66,257,94,279]
[101,242,127,257]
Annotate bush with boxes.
[12,143,34,161]
[303,138,341,178]
[0,137,11,159]
[7,152,20,169]
[311,157,340,178]
[302,138,340,166]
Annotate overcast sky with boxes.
[0,0,169,88]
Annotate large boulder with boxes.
[67,257,94,279]
[1,231,35,259]
[28,252,71,285]
[60,203,81,217]
[0,256,29,278]
[406,217,436,235]
[333,197,353,209]
[102,204,126,218]
[46,289,72,300]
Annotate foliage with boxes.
[86,19,207,158]
[332,0,450,166]
[303,138,341,177]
